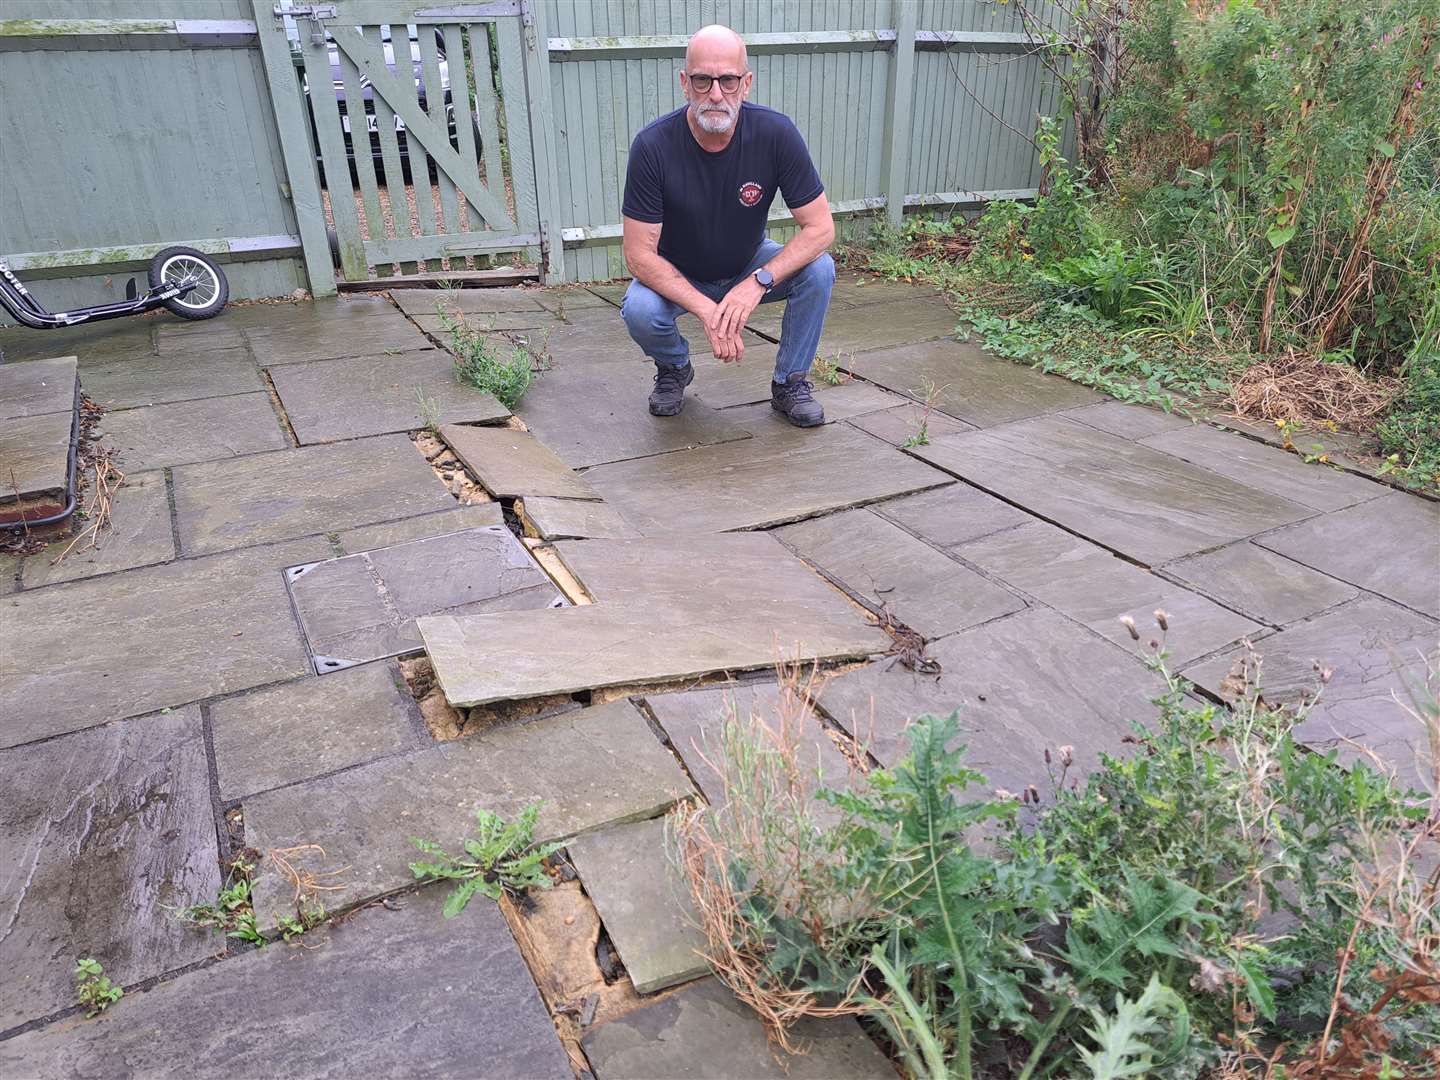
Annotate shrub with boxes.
[439,306,540,410]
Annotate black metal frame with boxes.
[0,257,201,330]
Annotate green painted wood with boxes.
[519,0,564,281]
[364,229,541,263]
[495,19,539,236]
[337,45,389,273]
[882,0,916,228]
[363,22,417,275]
[444,24,480,226]
[469,23,504,203]
[418,29,463,249]
[301,31,367,281]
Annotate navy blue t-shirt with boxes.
[622,103,824,282]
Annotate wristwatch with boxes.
[752,267,775,293]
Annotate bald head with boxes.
[686,24,748,72]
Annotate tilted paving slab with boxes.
[101,391,287,470]
[776,508,1025,639]
[271,349,508,445]
[518,495,641,539]
[0,354,77,418]
[1253,493,1440,618]
[957,521,1262,666]
[844,338,1101,427]
[567,816,708,993]
[243,699,693,927]
[0,537,325,748]
[724,380,908,429]
[0,889,572,1079]
[1182,598,1439,790]
[287,525,561,670]
[19,469,175,589]
[585,424,951,533]
[0,319,152,365]
[846,401,977,446]
[0,707,220,1031]
[1139,424,1385,513]
[873,482,1033,549]
[171,434,454,556]
[0,409,71,505]
[244,310,432,366]
[819,297,960,356]
[334,501,503,553]
[1163,542,1359,626]
[582,977,897,1080]
[440,423,597,499]
[1060,400,1194,440]
[211,661,423,800]
[912,416,1316,565]
[390,286,548,316]
[79,346,262,408]
[514,362,753,469]
[813,608,1167,787]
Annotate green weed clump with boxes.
[74,958,122,1018]
[439,306,540,410]
[410,801,562,918]
[174,857,265,946]
[678,640,1438,1078]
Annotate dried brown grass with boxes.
[1228,350,1399,432]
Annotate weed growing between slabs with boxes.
[439,306,547,411]
[410,801,563,918]
[74,958,122,1018]
[677,628,1439,1078]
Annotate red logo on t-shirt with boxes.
[738,181,764,207]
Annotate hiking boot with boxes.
[771,373,825,427]
[648,362,694,416]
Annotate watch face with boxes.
[755,269,774,287]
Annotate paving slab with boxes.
[1182,598,1439,789]
[334,501,503,553]
[0,319,153,365]
[440,423,597,499]
[390,286,548,316]
[270,349,508,444]
[0,354,77,418]
[819,296,960,355]
[0,706,220,1031]
[1139,424,1385,512]
[243,699,693,926]
[412,308,559,335]
[514,362,753,469]
[873,482,1033,549]
[211,661,422,800]
[813,608,1166,787]
[244,310,431,366]
[776,508,1025,639]
[1254,493,1440,618]
[913,416,1316,565]
[80,347,262,408]
[582,977,896,1080]
[19,469,175,588]
[843,338,1101,427]
[846,401,977,446]
[957,521,1261,666]
[0,889,571,1079]
[287,525,560,669]
[153,318,247,354]
[585,424,951,533]
[534,286,615,314]
[518,495,641,539]
[567,817,708,993]
[831,270,948,307]
[1163,542,1360,626]
[686,345,783,407]
[0,409,70,505]
[171,434,453,556]
[725,381,907,429]
[0,537,324,748]
[219,294,397,330]
[1061,400,1194,440]
[101,391,287,470]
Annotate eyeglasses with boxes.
[685,72,744,93]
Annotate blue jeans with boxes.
[621,240,836,382]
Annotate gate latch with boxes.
[275,4,336,46]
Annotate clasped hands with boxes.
[702,276,766,363]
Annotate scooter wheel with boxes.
[148,247,229,320]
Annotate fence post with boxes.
[881,0,917,230]
[250,0,336,297]
[519,0,565,282]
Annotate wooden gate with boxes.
[253,0,562,292]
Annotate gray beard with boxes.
[693,103,737,134]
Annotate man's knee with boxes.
[797,251,836,293]
[621,282,676,338]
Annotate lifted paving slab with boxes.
[171,434,454,556]
[585,424,951,534]
[844,338,1100,427]
[813,607,1166,788]
[582,977,897,1080]
[0,354,77,418]
[567,816,708,993]
[19,469,175,589]
[517,495,640,540]
[1162,542,1359,626]
[210,661,422,800]
[243,310,431,366]
[1253,492,1440,618]
[286,525,561,670]
[441,423,597,499]
[271,350,508,444]
[0,537,324,748]
[80,346,262,408]
[0,707,220,1032]
[101,391,287,471]
[776,508,1025,639]
[957,521,1262,666]
[0,409,71,511]
[243,699,693,927]
[913,416,1316,565]
[0,889,572,1079]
